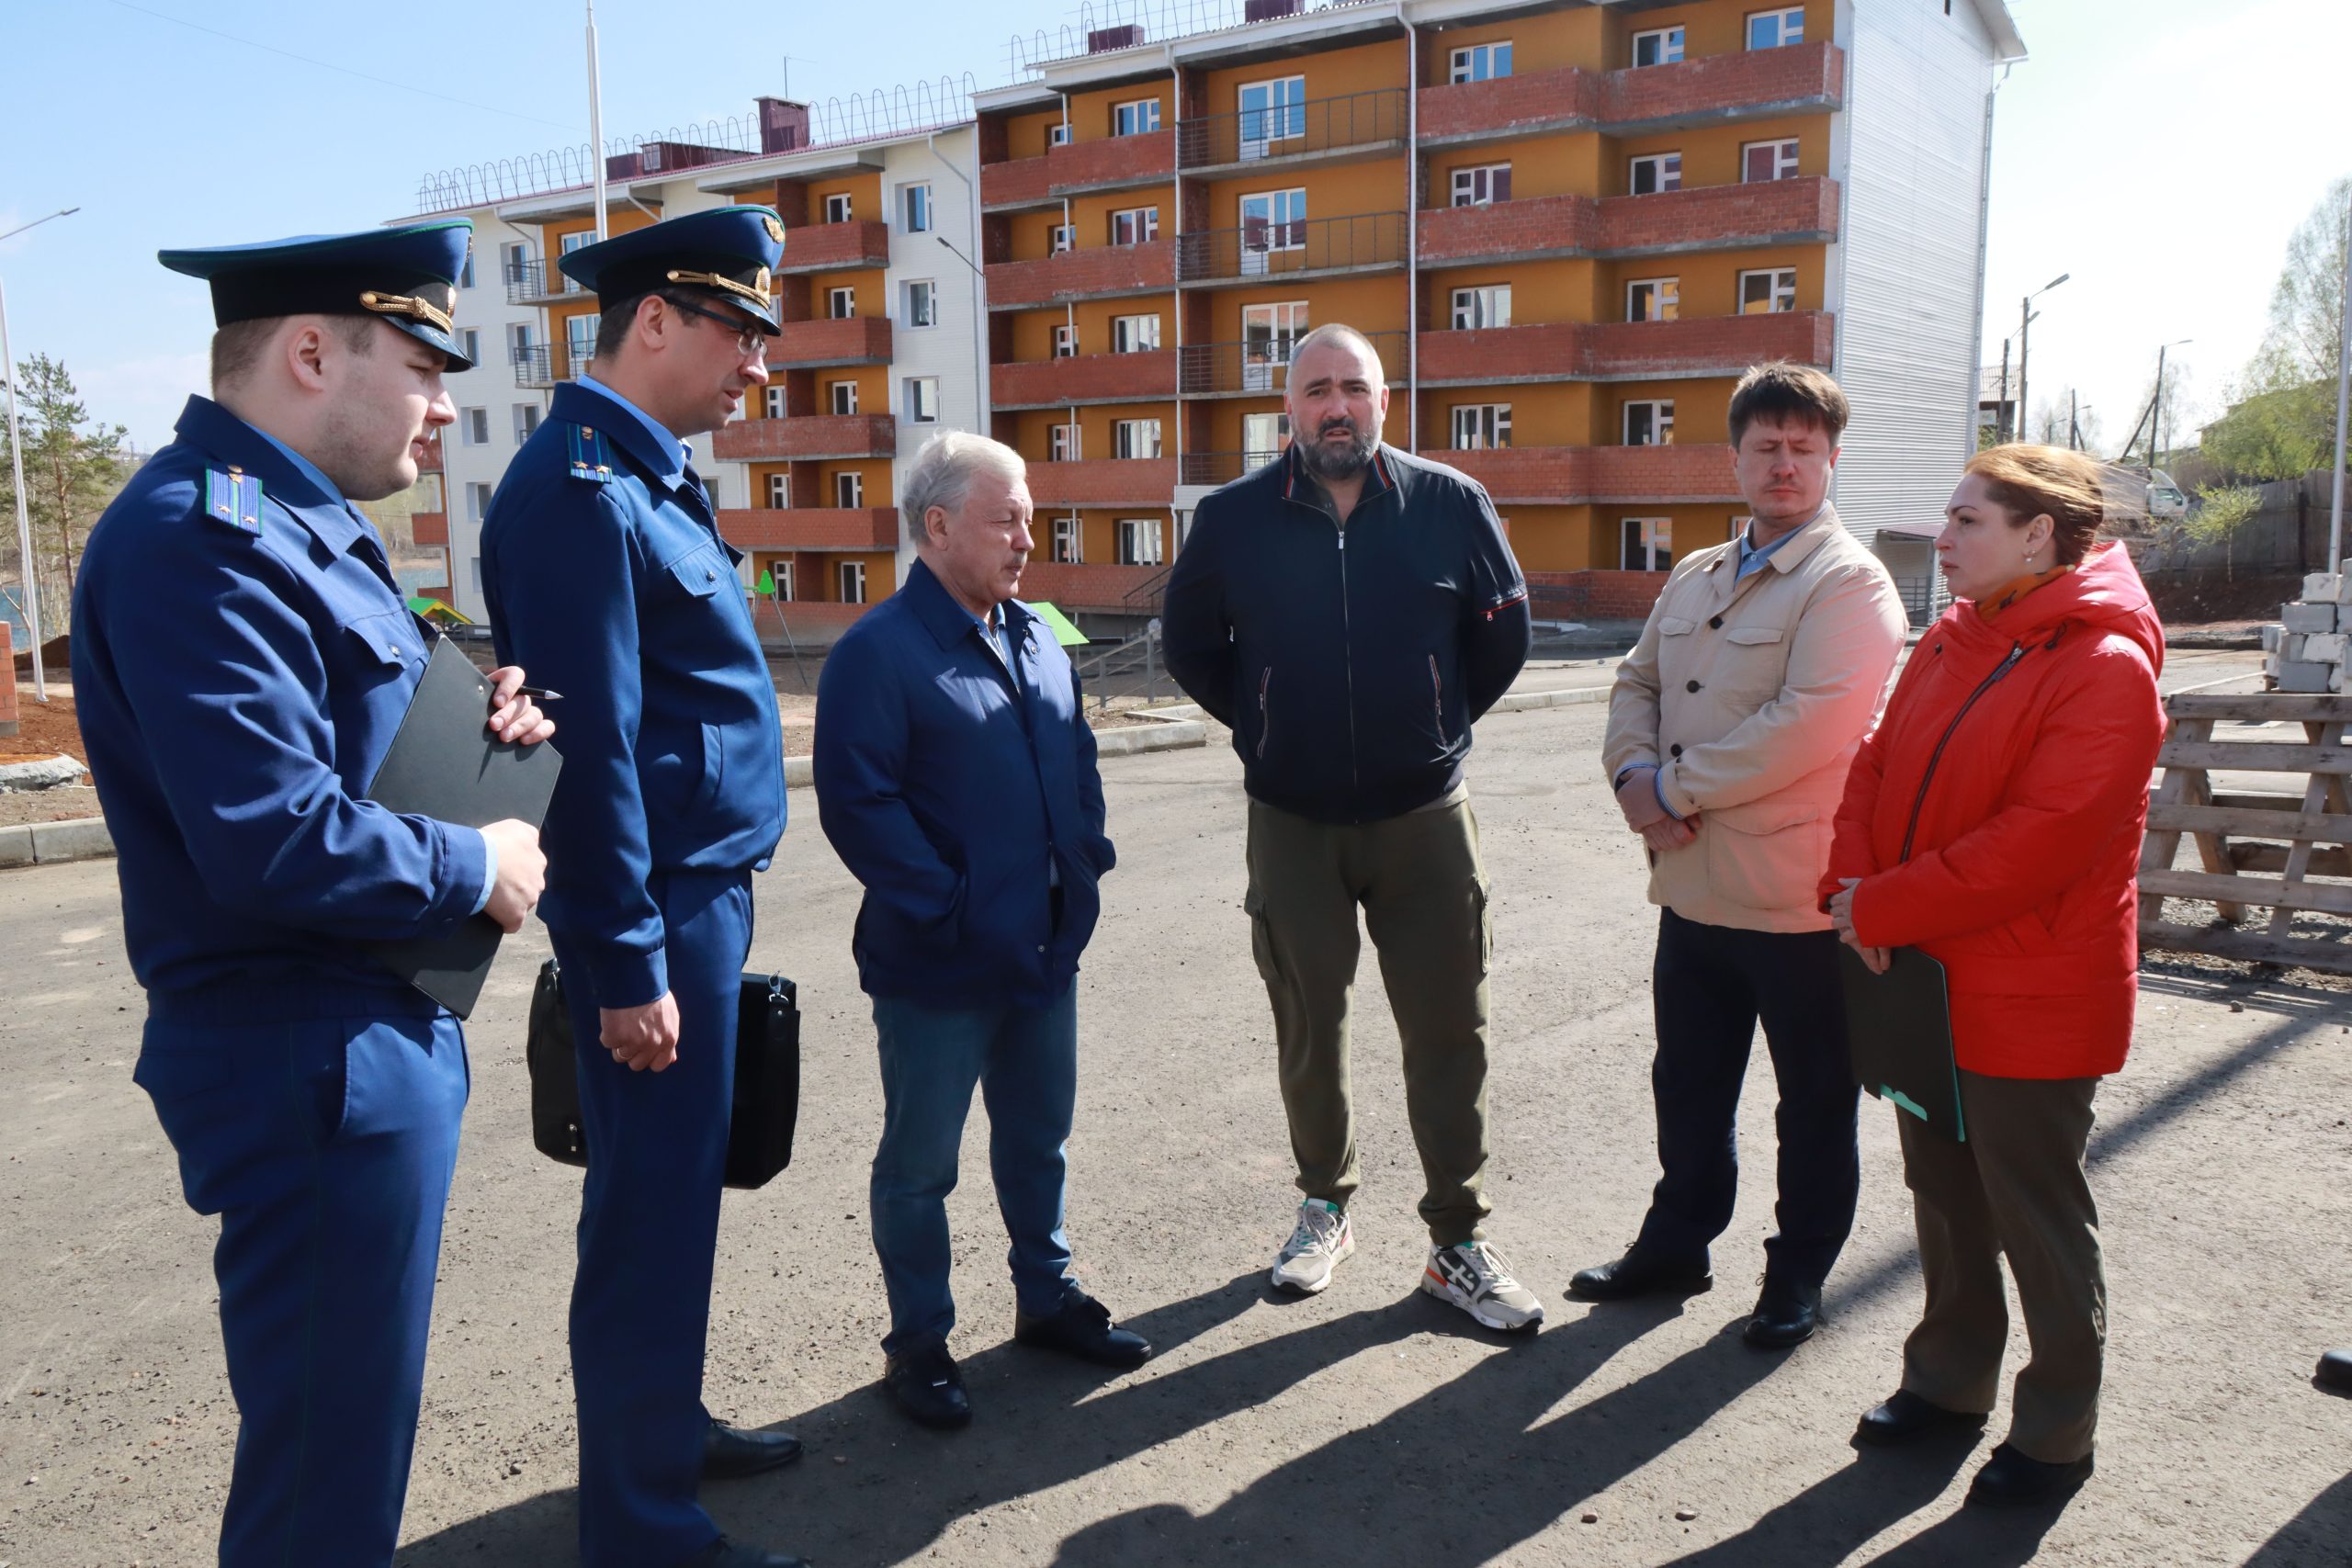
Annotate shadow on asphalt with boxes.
[2243,1469,2352,1566]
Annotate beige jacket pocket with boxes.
[1702,798,1826,912]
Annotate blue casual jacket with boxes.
[813,558,1114,1008]
[72,396,486,1023]
[481,380,786,1009]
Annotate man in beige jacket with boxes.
[1582,362,1906,1349]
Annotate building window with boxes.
[460,407,490,446]
[1629,152,1682,196]
[1632,26,1685,66]
[1053,322,1078,357]
[1626,277,1680,322]
[565,316,596,368]
[839,560,867,604]
[764,385,787,419]
[1623,516,1673,571]
[823,193,854,223]
[828,286,857,320]
[458,248,477,288]
[1449,41,1512,83]
[829,380,859,415]
[1112,314,1160,353]
[1624,400,1676,445]
[766,558,796,599]
[1739,266,1799,314]
[1243,411,1291,466]
[1052,515,1083,562]
[504,321,535,365]
[458,328,482,364]
[1747,6,1804,49]
[1451,285,1511,331]
[1240,188,1307,270]
[1116,517,1164,566]
[1050,223,1075,254]
[500,241,530,285]
[469,555,483,594]
[1050,423,1081,462]
[905,377,940,423]
[1238,74,1307,152]
[465,481,492,523]
[1451,164,1512,208]
[1451,404,1511,450]
[1049,122,1072,146]
[1114,98,1161,135]
[513,403,540,445]
[1114,419,1162,459]
[1742,138,1800,183]
[1111,207,1159,246]
[905,279,938,328]
[901,183,933,233]
[766,472,790,508]
[835,471,864,507]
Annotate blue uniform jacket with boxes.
[813,558,1114,1010]
[71,396,488,1022]
[480,380,785,1010]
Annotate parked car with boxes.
[2148,468,2188,524]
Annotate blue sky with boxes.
[4,0,2342,461]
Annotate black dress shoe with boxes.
[675,1534,808,1568]
[1013,1287,1153,1369]
[702,1419,803,1480]
[884,1337,972,1429]
[1965,1441,2094,1506]
[1742,1277,1822,1349]
[1567,1247,1713,1302]
[1853,1389,1989,1446]
[2316,1348,2352,1393]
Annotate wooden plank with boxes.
[2210,791,2314,813]
[2138,716,2200,922]
[2150,803,2352,841]
[2228,841,2352,876]
[2156,741,2352,773]
[2138,867,2352,917]
[2166,694,2352,721]
[2269,718,2345,936]
[2139,919,2352,975]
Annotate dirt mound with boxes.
[10,632,69,676]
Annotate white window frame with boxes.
[460,407,490,446]
[1115,516,1164,566]
[1237,74,1307,157]
[1112,313,1161,353]
[465,481,492,524]
[828,380,859,415]
[905,376,941,423]
[457,249,476,289]
[1242,411,1291,466]
[504,321,535,362]
[1626,276,1680,322]
[1451,403,1512,450]
[499,241,530,285]
[1451,163,1512,209]
[904,279,938,328]
[1448,41,1513,83]
[767,558,796,600]
[1111,207,1159,246]
[1622,516,1672,571]
[1739,266,1799,315]
[1050,223,1076,254]
[1053,322,1078,357]
[512,403,540,445]
[763,385,788,419]
[1450,285,1511,331]
[458,328,482,364]
[1113,98,1161,136]
[469,556,483,594]
[1050,423,1082,463]
[1741,138,1800,184]
[823,193,854,224]
[828,285,857,320]
[1747,6,1804,49]
[1631,26,1685,67]
[1113,419,1163,460]
[838,560,867,604]
[900,182,933,234]
[835,470,865,508]
[1052,515,1084,563]
[1629,152,1682,196]
[765,472,790,508]
[1048,121,1072,147]
[1623,399,1676,446]
[1239,188,1308,271]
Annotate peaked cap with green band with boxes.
[159,219,478,371]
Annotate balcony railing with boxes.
[1178,87,1406,171]
[513,336,596,390]
[504,258,586,306]
[1179,450,1286,487]
[1178,211,1407,284]
[1178,331,1406,396]
[776,220,892,275]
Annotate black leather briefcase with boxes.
[526,959,801,1190]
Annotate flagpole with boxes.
[587,0,608,242]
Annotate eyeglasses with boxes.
[667,296,771,358]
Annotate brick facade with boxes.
[1417,311,1834,384]
[410,510,448,547]
[774,316,894,368]
[711,413,898,461]
[1419,42,1842,146]
[1046,130,1175,195]
[1525,568,1671,619]
[1025,457,1181,506]
[993,350,1179,408]
[718,506,900,550]
[986,240,1177,309]
[1015,560,1167,613]
[1422,444,1739,504]
[1418,176,1838,266]
[982,153,1055,210]
[776,220,892,276]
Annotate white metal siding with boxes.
[887,129,987,587]
[445,209,547,624]
[1828,0,1998,542]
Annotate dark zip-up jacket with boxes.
[1161,444,1532,824]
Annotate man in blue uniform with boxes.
[480,207,797,1568]
[73,220,555,1567]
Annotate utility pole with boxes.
[2330,193,2351,575]
[1996,338,2010,444]
[2069,388,2078,451]
[2017,272,2069,451]
[587,0,607,243]
[2152,337,2192,472]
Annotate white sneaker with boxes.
[1422,1240,1546,1332]
[1270,1199,1354,1294]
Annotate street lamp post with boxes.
[2016,272,2069,448]
[1,206,81,704]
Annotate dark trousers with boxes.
[134,1010,469,1567]
[1634,908,1860,1287]
[553,867,753,1568]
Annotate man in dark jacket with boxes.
[815,430,1151,1432]
[1160,324,1541,1331]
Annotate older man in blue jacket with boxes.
[816,430,1150,1430]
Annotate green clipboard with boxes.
[1838,945,1966,1142]
[1025,600,1089,648]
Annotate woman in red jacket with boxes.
[1821,444,2165,1508]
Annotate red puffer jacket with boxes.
[1820,542,2165,1078]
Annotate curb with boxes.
[1490,686,1611,712]
[0,815,115,869]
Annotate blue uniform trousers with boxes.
[133,1010,469,1567]
[868,982,1079,1357]
[552,866,753,1568]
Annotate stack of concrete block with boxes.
[2262,572,2352,693]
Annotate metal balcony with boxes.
[512,335,596,390]
[1179,450,1286,487]
[504,258,587,306]
[1177,211,1407,286]
[1178,330,1406,397]
[1177,87,1407,174]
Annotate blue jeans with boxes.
[870,983,1079,1356]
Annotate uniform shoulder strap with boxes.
[564,422,618,484]
[200,465,266,534]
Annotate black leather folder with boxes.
[1838,945,1966,1142]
